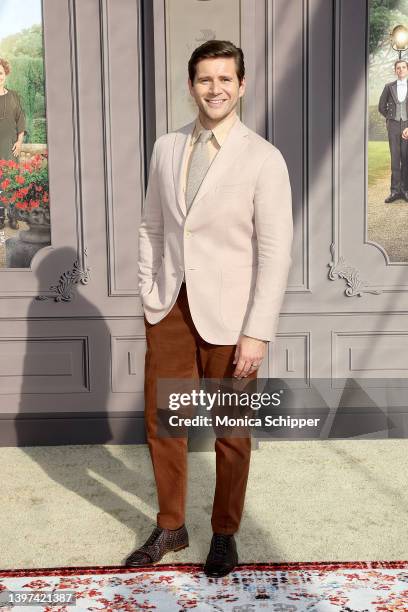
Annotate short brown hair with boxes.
[0,58,10,75]
[188,40,245,84]
[394,59,408,71]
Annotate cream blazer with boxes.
[138,118,293,344]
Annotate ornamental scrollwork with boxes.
[328,243,382,297]
[36,250,90,302]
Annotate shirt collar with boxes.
[397,79,407,84]
[191,112,238,146]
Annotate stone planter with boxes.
[7,205,19,230]
[5,207,51,268]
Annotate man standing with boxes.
[378,59,408,203]
[127,40,292,577]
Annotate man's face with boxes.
[188,56,245,128]
[395,61,408,79]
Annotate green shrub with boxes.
[369,105,388,141]
[30,118,47,144]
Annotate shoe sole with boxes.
[204,564,237,578]
[125,543,189,567]
[204,555,238,578]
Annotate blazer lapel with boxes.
[390,81,398,105]
[187,118,249,215]
[172,121,194,217]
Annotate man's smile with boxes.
[205,99,227,107]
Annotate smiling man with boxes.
[128,40,293,577]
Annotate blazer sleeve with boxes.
[137,141,164,297]
[241,148,293,342]
[378,85,389,118]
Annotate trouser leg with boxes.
[144,287,198,529]
[388,120,403,192]
[198,341,257,535]
[401,122,408,191]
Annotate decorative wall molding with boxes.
[0,0,88,300]
[100,0,145,297]
[0,336,89,393]
[328,243,382,297]
[36,250,90,303]
[266,0,309,293]
[110,334,146,393]
[68,0,89,285]
[333,0,408,295]
[272,332,310,382]
[332,330,408,380]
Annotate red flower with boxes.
[0,153,49,211]
[31,157,42,169]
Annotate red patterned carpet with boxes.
[1,562,408,611]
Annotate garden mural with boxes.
[0,0,49,268]
[368,0,408,262]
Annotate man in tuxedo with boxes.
[127,40,292,577]
[378,59,408,203]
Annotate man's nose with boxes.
[208,80,222,94]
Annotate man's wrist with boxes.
[242,334,268,344]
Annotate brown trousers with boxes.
[144,284,256,535]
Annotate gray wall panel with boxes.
[2,0,408,445]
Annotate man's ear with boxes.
[239,77,246,98]
[188,78,194,95]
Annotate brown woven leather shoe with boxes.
[125,525,189,566]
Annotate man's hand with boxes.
[402,127,408,140]
[233,335,267,379]
[12,141,22,158]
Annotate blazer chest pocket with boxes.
[215,182,252,197]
